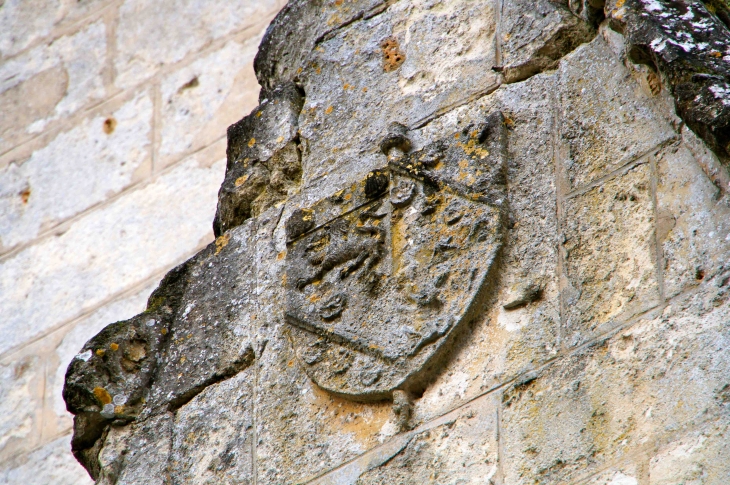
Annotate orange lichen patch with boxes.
[93,387,112,405]
[276,135,285,143]
[362,87,368,93]
[616,0,626,7]
[215,234,230,255]
[504,117,515,128]
[235,174,250,187]
[161,328,168,335]
[110,343,119,351]
[256,111,263,117]
[287,360,294,367]
[277,250,286,260]
[248,138,256,148]
[325,105,334,114]
[381,37,405,72]
[114,405,125,414]
[19,188,31,204]
[180,356,187,364]
[96,349,106,357]
[103,117,117,134]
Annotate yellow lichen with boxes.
[95,349,105,357]
[325,106,334,114]
[93,387,112,405]
[110,343,119,351]
[215,234,230,255]
[234,174,250,187]
[248,138,256,147]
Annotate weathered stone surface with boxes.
[0,20,107,153]
[605,0,730,169]
[254,0,387,94]
[214,82,304,236]
[114,0,281,89]
[563,163,660,345]
[96,413,173,485]
[297,0,499,186]
[0,434,93,485]
[558,35,675,190]
[0,156,223,356]
[500,0,596,83]
[352,394,499,485]
[170,369,254,484]
[285,112,507,400]
[57,0,730,483]
[0,92,152,251]
[0,354,42,460]
[502,278,730,484]
[0,0,109,59]
[159,35,264,168]
[655,136,730,299]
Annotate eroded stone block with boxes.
[0,92,152,251]
[558,36,675,190]
[297,0,498,185]
[563,163,659,345]
[170,369,254,484]
[655,138,730,299]
[502,280,730,484]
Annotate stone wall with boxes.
[0,0,284,482]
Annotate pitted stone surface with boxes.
[285,112,507,399]
[60,0,730,483]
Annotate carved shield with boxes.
[285,112,507,400]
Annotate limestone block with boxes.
[143,222,257,413]
[0,434,92,485]
[558,37,675,191]
[502,281,730,484]
[96,413,173,485]
[159,35,263,168]
[402,74,560,423]
[49,284,156,435]
[114,0,280,90]
[563,163,660,346]
[583,466,641,485]
[170,368,254,484]
[0,21,107,151]
[655,136,730,299]
[352,394,499,485]
[648,418,730,485]
[500,0,596,83]
[253,206,394,485]
[0,92,152,251]
[297,0,499,186]
[0,156,224,356]
[0,354,43,462]
[254,0,387,92]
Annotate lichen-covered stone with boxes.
[61,0,730,483]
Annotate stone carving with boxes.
[284,111,507,400]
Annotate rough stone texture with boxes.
[159,35,264,168]
[0,0,278,480]
[605,0,730,169]
[0,92,152,250]
[34,0,730,484]
[114,0,282,89]
[0,435,93,485]
[0,20,107,152]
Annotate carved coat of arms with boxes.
[285,112,507,400]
